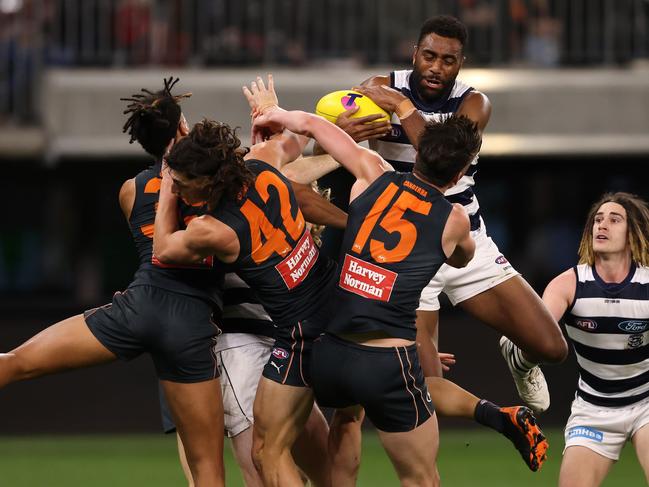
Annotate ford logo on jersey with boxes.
[618,320,649,333]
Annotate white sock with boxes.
[510,342,538,374]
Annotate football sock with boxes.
[474,399,505,433]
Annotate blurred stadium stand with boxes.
[1,0,648,432]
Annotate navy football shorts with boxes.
[84,285,220,383]
[262,313,325,388]
[311,333,434,432]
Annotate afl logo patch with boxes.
[618,320,649,333]
[495,255,509,265]
[272,348,289,360]
[575,319,598,331]
[388,125,402,139]
[628,334,644,349]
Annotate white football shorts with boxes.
[418,223,520,311]
[563,395,649,460]
[217,335,274,437]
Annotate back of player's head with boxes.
[166,119,253,210]
[414,115,480,187]
[121,77,191,160]
[417,15,468,48]
[578,191,649,266]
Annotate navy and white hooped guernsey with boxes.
[369,69,481,231]
[564,264,649,407]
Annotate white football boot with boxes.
[499,336,550,414]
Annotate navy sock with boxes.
[474,399,505,434]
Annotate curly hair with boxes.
[414,115,481,187]
[121,76,191,160]
[166,119,254,211]
[418,15,468,49]
[578,192,649,266]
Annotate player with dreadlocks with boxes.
[0,77,227,487]
[122,77,343,487]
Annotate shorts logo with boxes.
[567,426,603,442]
[618,320,649,333]
[270,361,284,374]
[628,334,644,348]
[275,232,319,290]
[575,319,598,331]
[495,255,509,265]
[272,348,289,360]
[339,254,398,302]
[425,392,432,403]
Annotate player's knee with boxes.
[250,435,265,473]
[539,334,569,364]
[0,352,37,384]
[401,468,438,487]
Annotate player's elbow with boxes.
[153,241,176,264]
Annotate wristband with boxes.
[395,98,416,119]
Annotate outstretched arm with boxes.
[253,108,391,190]
[291,181,348,229]
[281,154,340,185]
[243,74,309,170]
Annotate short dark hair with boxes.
[414,115,481,187]
[121,77,191,160]
[417,15,468,48]
[166,119,253,211]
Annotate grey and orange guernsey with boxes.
[129,162,223,305]
[328,171,452,340]
[84,161,223,383]
[565,263,649,407]
[311,171,452,433]
[211,159,337,387]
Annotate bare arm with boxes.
[253,109,390,191]
[356,75,427,150]
[456,91,492,134]
[242,74,309,169]
[542,269,576,321]
[441,204,475,268]
[153,170,237,264]
[291,181,348,229]
[119,178,135,221]
[246,130,309,170]
[281,154,341,184]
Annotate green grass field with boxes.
[0,429,644,486]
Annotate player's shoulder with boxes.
[459,89,490,110]
[546,267,577,296]
[119,178,136,220]
[361,74,390,87]
[446,203,470,233]
[632,265,649,283]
